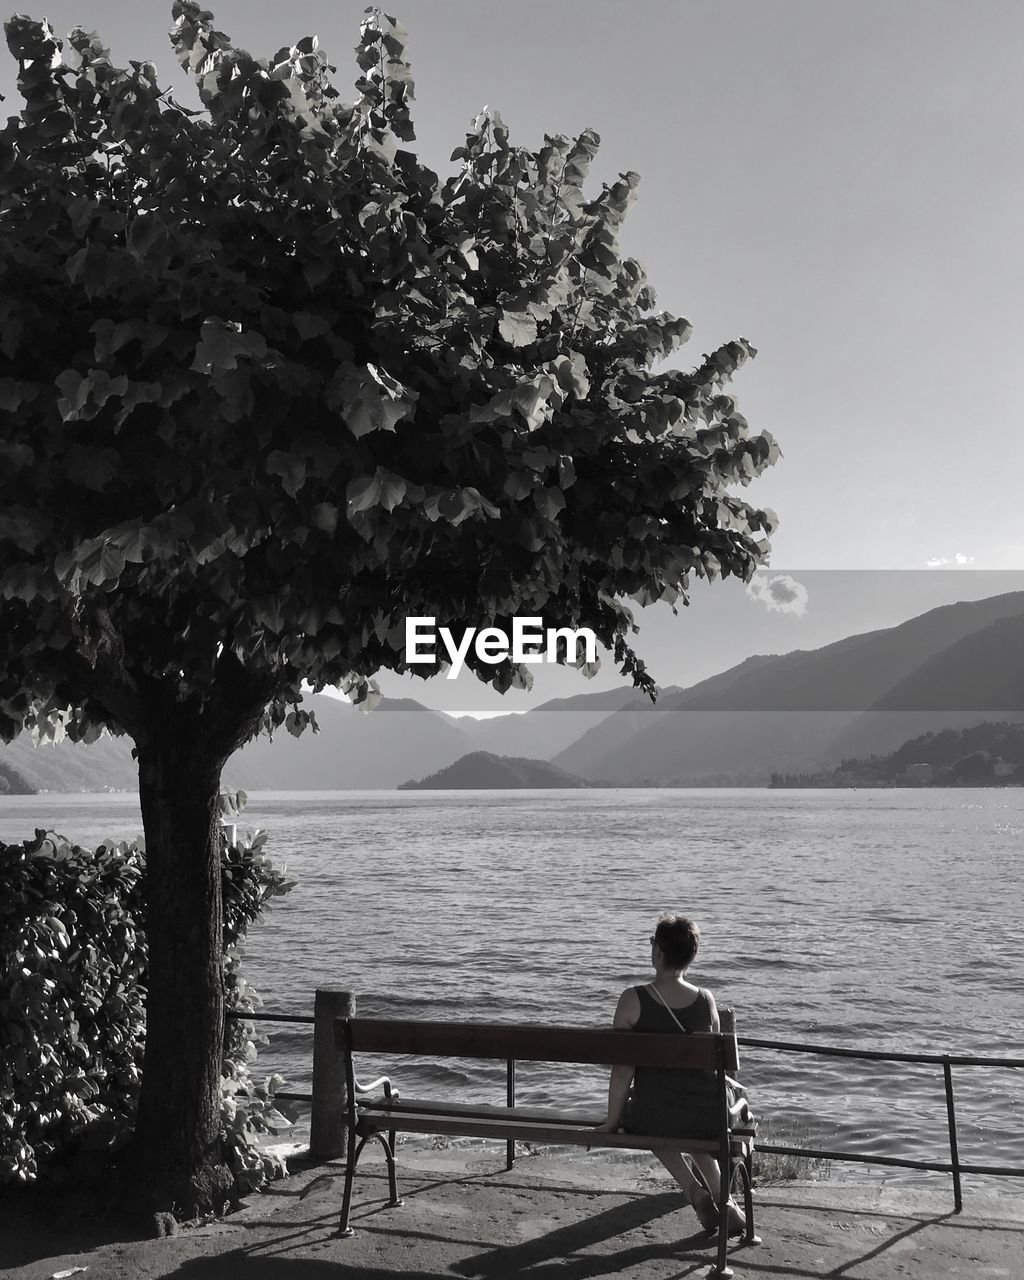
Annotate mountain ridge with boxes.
[554,591,1024,784]
[397,751,591,790]
[4,591,1023,791]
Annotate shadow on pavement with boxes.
[0,1185,149,1269]
[453,1189,717,1278]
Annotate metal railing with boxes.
[225,1008,315,1104]
[737,1034,1024,1212]
[225,1001,1024,1211]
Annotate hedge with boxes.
[0,820,293,1191]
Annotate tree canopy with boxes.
[0,2,778,755]
[0,2,779,1214]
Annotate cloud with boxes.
[746,573,808,615]
[925,553,975,568]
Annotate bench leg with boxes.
[740,1150,760,1246]
[714,1163,732,1278]
[709,1235,733,1279]
[732,1151,761,1246]
[338,1131,404,1237]
[373,1131,404,1208]
[337,1127,359,1238]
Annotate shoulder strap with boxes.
[645,983,690,1033]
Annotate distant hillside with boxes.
[398,751,591,790]
[0,758,35,795]
[0,695,475,793]
[456,685,653,760]
[0,733,137,793]
[224,695,475,790]
[868,612,1024,711]
[5,592,1024,792]
[823,609,1024,762]
[771,721,1024,787]
[0,685,637,793]
[554,591,1024,784]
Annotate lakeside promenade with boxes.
[3,1146,1022,1280]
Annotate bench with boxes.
[334,1015,759,1279]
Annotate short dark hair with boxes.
[654,914,700,969]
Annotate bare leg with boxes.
[689,1151,745,1236]
[656,1151,720,1232]
[655,1150,706,1199]
[690,1152,724,1198]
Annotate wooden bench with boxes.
[334,1016,759,1279]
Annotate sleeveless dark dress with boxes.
[621,984,719,1139]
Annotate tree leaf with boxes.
[377,471,407,512]
[498,310,538,347]
[293,311,331,341]
[346,474,381,513]
[191,319,268,375]
[534,487,566,520]
[510,377,554,431]
[266,451,307,498]
[311,503,338,534]
[127,214,168,261]
[327,364,416,439]
[79,540,127,588]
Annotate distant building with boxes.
[904,762,934,784]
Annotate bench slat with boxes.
[362,1097,604,1126]
[356,1107,753,1154]
[359,1096,756,1136]
[339,1017,737,1070]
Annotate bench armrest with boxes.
[354,1074,399,1103]
[728,1097,755,1130]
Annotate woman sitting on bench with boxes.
[594,913,745,1236]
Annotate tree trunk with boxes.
[129,730,233,1218]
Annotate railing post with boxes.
[310,988,356,1160]
[506,1058,516,1170]
[942,1057,963,1213]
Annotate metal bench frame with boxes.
[334,1016,759,1279]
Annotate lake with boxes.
[2,787,1022,1190]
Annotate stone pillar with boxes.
[310,988,355,1159]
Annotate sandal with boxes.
[724,1198,746,1237]
[689,1187,720,1233]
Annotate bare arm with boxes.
[595,987,641,1132]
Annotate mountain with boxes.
[554,591,1024,784]
[5,592,1023,791]
[825,609,1024,760]
[224,695,475,790]
[0,733,138,793]
[0,695,476,794]
[455,685,658,760]
[398,751,591,789]
[869,612,1024,710]
[771,721,1024,787]
[0,685,639,792]
[0,758,35,794]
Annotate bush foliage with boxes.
[0,821,293,1188]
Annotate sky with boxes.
[4,1,1022,711]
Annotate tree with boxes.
[0,3,779,1215]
